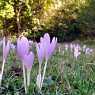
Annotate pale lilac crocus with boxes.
[36,33,57,90]
[41,33,57,88]
[17,36,34,70]
[42,33,57,61]
[17,35,34,93]
[73,44,81,59]
[22,52,34,70]
[3,37,11,61]
[85,48,93,55]
[82,45,86,52]
[10,43,16,50]
[64,43,69,51]
[17,36,29,59]
[0,37,11,86]
[29,40,33,46]
[36,38,44,64]
[36,38,45,89]
[70,43,74,52]
[37,33,57,62]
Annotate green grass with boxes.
[0,43,95,95]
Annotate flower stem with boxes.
[0,59,5,86]
[36,63,42,91]
[27,69,31,87]
[39,63,41,75]
[41,59,48,89]
[39,63,42,90]
[22,64,27,94]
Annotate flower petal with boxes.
[17,36,29,59]
[36,42,44,64]
[22,52,34,70]
[3,37,11,60]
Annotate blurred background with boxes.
[0,0,95,42]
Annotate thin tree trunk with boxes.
[16,1,22,37]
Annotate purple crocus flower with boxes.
[22,52,34,70]
[17,36,34,69]
[3,37,11,61]
[42,33,57,61]
[50,37,57,55]
[29,40,33,46]
[70,43,74,52]
[36,42,44,64]
[64,43,69,51]
[17,36,29,59]
[0,37,11,86]
[85,48,93,55]
[36,33,57,62]
[82,45,86,52]
[10,43,16,49]
[73,44,81,59]
[17,35,34,93]
[36,33,57,90]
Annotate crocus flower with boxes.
[3,37,11,61]
[17,36,29,59]
[42,33,57,61]
[82,45,86,52]
[64,43,69,51]
[50,37,57,56]
[36,33,57,90]
[36,33,57,62]
[73,44,81,59]
[29,40,33,46]
[17,36,34,69]
[70,43,74,52]
[85,48,93,55]
[10,43,16,50]
[17,35,34,93]
[36,42,44,64]
[0,37,11,86]
[22,52,34,70]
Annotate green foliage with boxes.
[0,2,14,18]
[0,0,95,41]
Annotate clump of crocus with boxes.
[0,37,11,86]
[17,35,34,94]
[36,33,57,90]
